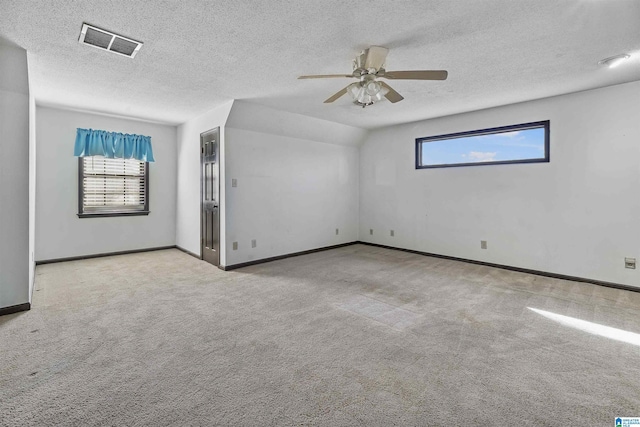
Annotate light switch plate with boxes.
[625,257,636,269]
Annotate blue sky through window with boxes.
[420,127,546,166]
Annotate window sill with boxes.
[415,158,549,169]
[78,211,150,218]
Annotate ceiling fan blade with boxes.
[380,82,404,103]
[364,46,389,70]
[323,85,350,103]
[298,74,354,79]
[382,70,448,80]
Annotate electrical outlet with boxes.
[370,229,373,235]
[336,228,339,235]
[625,257,636,269]
[232,178,237,188]
[390,230,394,237]
[481,240,487,249]
[251,239,256,248]
[232,241,238,250]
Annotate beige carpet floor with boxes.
[1,244,639,426]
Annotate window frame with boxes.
[77,157,150,218]
[415,120,550,169]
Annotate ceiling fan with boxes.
[298,46,448,108]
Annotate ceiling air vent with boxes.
[79,23,143,58]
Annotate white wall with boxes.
[175,101,233,262]
[224,101,366,266]
[0,39,30,309]
[28,74,36,301]
[35,107,177,261]
[359,80,640,288]
[175,100,366,267]
[225,127,360,265]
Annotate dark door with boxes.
[201,128,220,266]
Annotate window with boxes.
[415,120,549,169]
[78,156,149,217]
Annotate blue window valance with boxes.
[74,128,155,162]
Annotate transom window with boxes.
[416,121,550,169]
[78,156,149,217]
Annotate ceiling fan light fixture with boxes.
[347,80,385,107]
[347,82,361,98]
[300,45,448,107]
[365,80,382,96]
[355,91,373,106]
[598,54,630,68]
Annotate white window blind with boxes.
[80,156,148,214]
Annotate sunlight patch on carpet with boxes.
[528,307,640,347]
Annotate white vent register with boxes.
[79,23,143,58]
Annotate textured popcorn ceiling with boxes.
[1,0,639,128]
